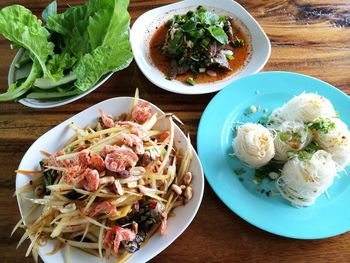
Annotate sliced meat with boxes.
[209,50,232,71]
[207,41,217,57]
[169,59,178,80]
[224,16,237,42]
[168,59,189,79]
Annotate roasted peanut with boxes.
[184,186,193,200]
[99,176,115,185]
[127,181,138,188]
[114,180,124,195]
[129,166,146,176]
[171,184,182,195]
[183,172,192,185]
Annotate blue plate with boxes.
[197,71,350,239]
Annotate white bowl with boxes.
[131,0,271,95]
[15,97,204,262]
[8,49,113,109]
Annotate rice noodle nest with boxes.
[233,123,275,169]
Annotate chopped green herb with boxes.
[231,37,244,47]
[226,54,235,60]
[309,118,335,133]
[234,167,246,175]
[258,120,266,126]
[287,151,313,161]
[304,141,322,153]
[239,177,244,182]
[279,132,289,142]
[258,114,269,126]
[186,77,197,86]
[287,140,322,161]
[69,146,77,152]
[255,161,284,183]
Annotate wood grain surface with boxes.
[1,0,350,262]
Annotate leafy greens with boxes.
[0,0,133,102]
[0,5,54,78]
[162,6,245,81]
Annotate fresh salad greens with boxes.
[0,0,133,102]
[162,6,245,81]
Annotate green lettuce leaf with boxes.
[46,0,114,57]
[0,0,133,102]
[46,53,77,81]
[73,0,133,91]
[42,0,57,23]
[74,40,132,91]
[47,4,91,57]
[87,8,114,50]
[0,5,54,77]
[0,59,42,101]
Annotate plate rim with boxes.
[197,71,350,239]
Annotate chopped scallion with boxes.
[226,54,235,60]
[234,167,246,175]
[186,77,197,86]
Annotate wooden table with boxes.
[1,0,350,262]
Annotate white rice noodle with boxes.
[273,121,312,161]
[276,150,337,207]
[277,93,336,123]
[314,118,350,171]
[233,123,275,168]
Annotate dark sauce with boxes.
[149,21,251,84]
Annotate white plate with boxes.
[15,97,204,262]
[8,49,113,109]
[131,0,271,95]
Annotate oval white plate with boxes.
[8,49,113,109]
[16,97,204,262]
[131,0,271,95]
